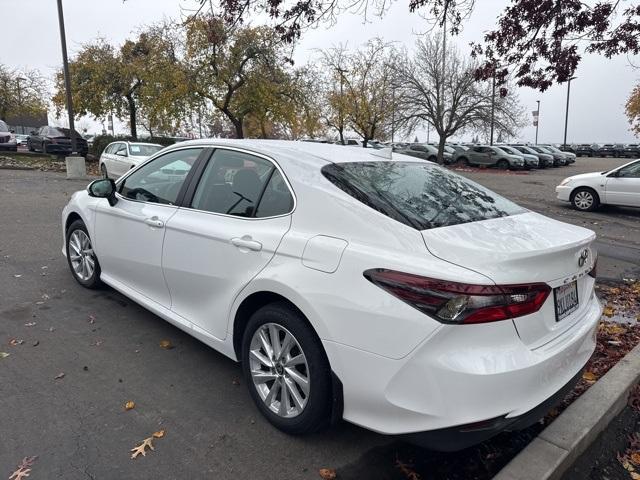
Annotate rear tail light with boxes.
[363,269,551,325]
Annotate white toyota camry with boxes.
[62,140,601,450]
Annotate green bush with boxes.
[90,135,178,157]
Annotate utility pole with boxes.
[56,0,77,154]
[535,100,540,144]
[337,67,348,145]
[490,67,496,146]
[563,77,576,149]
[391,84,396,143]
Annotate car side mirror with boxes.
[87,178,118,206]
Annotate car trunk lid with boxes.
[421,212,597,348]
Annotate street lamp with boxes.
[535,100,540,144]
[563,76,577,150]
[56,0,77,154]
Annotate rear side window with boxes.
[321,162,526,230]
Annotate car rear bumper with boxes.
[0,143,18,151]
[556,185,572,201]
[324,292,600,449]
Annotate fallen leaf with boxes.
[13,274,22,278]
[582,371,597,383]
[24,322,36,327]
[0,352,10,359]
[319,468,337,479]
[631,472,640,480]
[152,430,165,438]
[159,339,174,350]
[54,372,65,380]
[631,452,640,466]
[602,306,615,317]
[48,327,55,332]
[90,340,103,346]
[9,456,37,480]
[125,401,135,411]
[9,339,24,346]
[41,266,48,269]
[130,437,155,459]
[88,315,95,324]
[32,341,39,347]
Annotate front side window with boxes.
[119,148,202,205]
[618,161,640,178]
[115,144,127,156]
[322,162,526,230]
[191,149,293,218]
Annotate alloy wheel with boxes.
[249,323,310,418]
[573,191,594,210]
[68,229,96,281]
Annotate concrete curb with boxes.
[494,342,640,480]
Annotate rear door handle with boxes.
[231,236,262,251]
[144,217,164,228]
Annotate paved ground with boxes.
[0,158,638,479]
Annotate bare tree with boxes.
[394,35,524,162]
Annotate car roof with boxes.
[161,139,422,168]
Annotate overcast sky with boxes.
[2,0,639,143]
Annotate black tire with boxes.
[458,156,469,166]
[100,163,109,179]
[65,219,102,289]
[570,187,600,212]
[28,142,34,152]
[497,159,510,169]
[241,302,332,434]
[428,155,437,162]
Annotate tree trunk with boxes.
[126,94,137,140]
[233,119,244,139]
[437,135,447,165]
[338,127,345,145]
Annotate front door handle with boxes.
[231,236,262,251]
[144,217,164,228]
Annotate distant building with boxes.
[5,110,48,135]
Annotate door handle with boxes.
[144,217,164,228]
[231,236,262,251]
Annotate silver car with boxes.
[0,120,17,152]
[456,145,525,169]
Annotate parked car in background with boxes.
[542,145,576,164]
[0,120,17,152]
[99,141,164,178]
[525,146,566,167]
[27,126,89,156]
[573,144,598,157]
[15,134,29,146]
[498,145,539,169]
[62,139,601,451]
[556,159,640,210]
[624,144,640,158]
[456,145,525,169]
[597,144,622,158]
[509,145,553,168]
[397,144,453,163]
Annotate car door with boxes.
[101,143,116,174]
[161,147,294,340]
[605,161,640,207]
[93,147,205,307]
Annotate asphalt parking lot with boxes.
[1,157,639,479]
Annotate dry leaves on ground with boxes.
[131,431,166,459]
[395,456,421,480]
[618,433,640,479]
[0,352,9,359]
[318,468,337,479]
[159,339,174,350]
[8,456,37,480]
[124,401,135,411]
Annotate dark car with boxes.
[27,126,88,156]
[623,144,640,158]
[573,144,598,157]
[509,145,553,168]
[597,144,623,158]
[526,145,566,166]
[0,120,18,152]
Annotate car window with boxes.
[129,144,162,156]
[322,161,526,230]
[119,148,202,205]
[115,144,127,156]
[255,169,294,218]
[191,149,278,217]
[617,162,640,178]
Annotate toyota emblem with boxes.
[578,248,589,267]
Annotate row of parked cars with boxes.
[0,121,90,156]
[391,142,576,169]
[563,143,640,158]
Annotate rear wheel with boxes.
[571,188,600,211]
[428,155,437,162]
[457,156,469,166]
[100,163,109,179]
[241,302,332,434]
[497,159,510,169]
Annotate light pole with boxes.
[56,0,77,154]
[563,77,577,149]
[535,100,540,144]
[336,67,348,145]
[489,69,496,146]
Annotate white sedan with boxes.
[99,141,163,179]
[62,140,601,450]
[556,159,640,211]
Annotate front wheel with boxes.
[571,188,600,212]
[497,159,510,169]
[241,303,332,434]
[66,219,102,288]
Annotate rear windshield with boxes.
[321,161,526,230]
[129,144,162,156]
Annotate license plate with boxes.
[554,281,579,322]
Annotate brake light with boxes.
[363,269,551,324]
